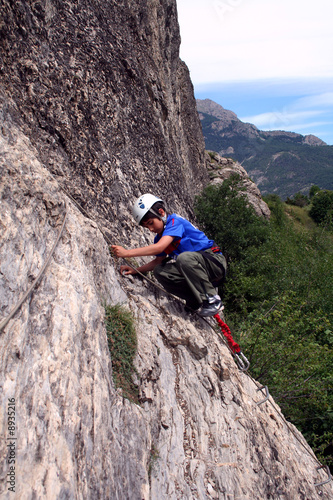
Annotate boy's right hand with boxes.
[120,265,137,276]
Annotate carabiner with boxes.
[234,351,250,371]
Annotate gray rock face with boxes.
[1,104,148,499]
[0,1,332,499]
[197,99,238,124]
[1,113,331,499]
[303,134,327,146]
[0,0,207,237]
[206,152,271,219]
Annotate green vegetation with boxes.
[286,191,310,208]
[148,443,160,479]
[104,304,139,403]
[243,143,333,198]
[309,189,333,228]
[195,175,270,262]
[310,185,321,198]
[195,181,333,470]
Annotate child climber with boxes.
[111,194,227,317]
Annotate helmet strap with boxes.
[150,208,167,224]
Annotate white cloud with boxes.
[239,92,333,136]
[285,121,333,132]
[177,0,333,83]
[240,110,322,129]
[292,92,333,109]
[177,1,333,143]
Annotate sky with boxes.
[176,0,333,145]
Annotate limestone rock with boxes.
[303,134,327,146]
[206,152,271,219]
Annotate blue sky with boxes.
[177,0,333,145]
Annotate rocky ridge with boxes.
[197,98,333,198]
[197,99,327,149]
[0,1,332,499]
[205,152,271,219]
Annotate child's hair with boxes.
[140,201,166,225]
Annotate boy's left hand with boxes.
[110,245,128,258]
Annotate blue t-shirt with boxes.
[154,213,214,258]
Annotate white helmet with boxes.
[132,193,165,225]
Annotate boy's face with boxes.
[142,217,164,234]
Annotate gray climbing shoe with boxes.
[198,296,224,317]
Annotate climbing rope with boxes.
[213,314,240,353]
[246,368,332,488]
[0,210,67,332]
[213,313,250,371]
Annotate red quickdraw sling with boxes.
[213,313,250,371]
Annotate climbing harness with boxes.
[213,313,250,371]
[197,246,226,286]
[197,247,227,288]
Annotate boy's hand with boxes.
[120,265,137,276]
[110,245,129,258]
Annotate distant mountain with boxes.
[197,98,333,199]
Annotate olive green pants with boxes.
[153,250,227,310]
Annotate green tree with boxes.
[309,185,321,199]
[286,192,309,207]
[194,175,269,263]
[238,293,333,469]
[309,189,333,227]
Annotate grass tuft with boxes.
[104,304,139,403]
